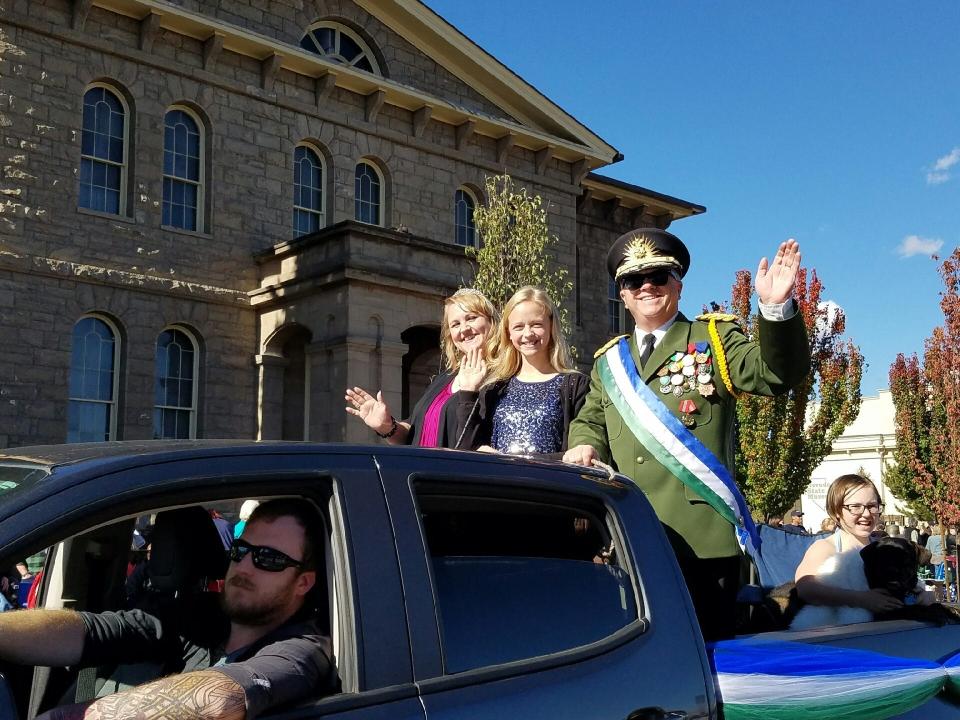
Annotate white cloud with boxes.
[926,147,960,185]
[897,234,943,258]
[933,148,960,171]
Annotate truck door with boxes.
[378,453,716,720]
[0,448,427,720]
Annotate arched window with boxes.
[162,107,204,232]
[293,145,324,237]
[153,327,199,439]
[454,188,477,247]
[68,316,120,442]
[354,161,382,226]
[79,85,127,215]
[300,22,381,75]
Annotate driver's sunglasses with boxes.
[620,270,673,291]
[229,538,304,572]
[842,502,884,516]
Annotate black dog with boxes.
[866,537,960,624]
[861,537,923,601]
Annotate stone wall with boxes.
[0,259,256,447]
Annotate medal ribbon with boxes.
[598,338,760,556]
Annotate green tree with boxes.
[729,267,864,521]
[467,174,573,337]
[887,352,935,518]
[889,248,960,530]
[889,249,960,599]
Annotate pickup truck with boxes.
[0,441,957,720]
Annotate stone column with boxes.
[308,336,409,443]
[378,339,407,425]
[255,354,287,441]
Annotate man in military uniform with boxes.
[564,228,809,640]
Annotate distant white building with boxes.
[800,390,911,532]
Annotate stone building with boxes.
[0,0,703,448]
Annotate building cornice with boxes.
[89,0,618,167]
[582,173,705,220]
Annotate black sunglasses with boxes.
[620,270,673,291]
[229,538,304,572]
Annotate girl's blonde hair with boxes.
[439,288,499,372]
[486,286,574,384]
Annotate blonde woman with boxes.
[456,286,588,456]
[345,288,498,448]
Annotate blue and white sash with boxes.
[598,338,761,556]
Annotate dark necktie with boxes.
[639,333,655,369]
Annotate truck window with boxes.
[416,489,639,674]
[22,493,345,715]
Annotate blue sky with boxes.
[424,1,960,394]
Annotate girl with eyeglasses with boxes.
[794,473,904,615]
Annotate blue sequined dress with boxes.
[490,374,565,455]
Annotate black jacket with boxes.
[456,372,590,456]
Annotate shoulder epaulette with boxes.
[696,312,740,323]
[594,334,629,359]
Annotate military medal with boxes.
[678,398,697,427]
[698,382,715,398]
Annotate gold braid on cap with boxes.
[615,234,683,279]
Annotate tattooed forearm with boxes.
[80,670,246,720]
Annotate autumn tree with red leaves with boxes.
[889,248,960,536]
[887,354,934,519]
[728,267,864,521]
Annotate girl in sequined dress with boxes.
[456,286,589,456]
[345,288,499,448]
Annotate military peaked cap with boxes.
[607,228,691,280]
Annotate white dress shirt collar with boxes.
[633,312,679,349]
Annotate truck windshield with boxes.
[0,462,51,503]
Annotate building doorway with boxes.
[400,325,441,418]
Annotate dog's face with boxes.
[860,537,920,599]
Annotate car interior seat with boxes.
[73,506,229,704]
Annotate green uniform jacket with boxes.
[568,311,810,560]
